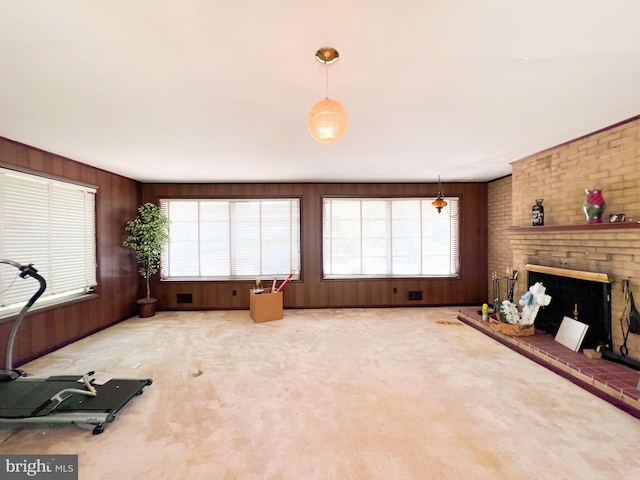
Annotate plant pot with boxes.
[137,298,158,318]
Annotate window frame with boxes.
[159,197,302,282]
[321,195,460,280]
[0,167,98,319]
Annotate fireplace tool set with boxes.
[599,278,640,371]
[489,267,519,315]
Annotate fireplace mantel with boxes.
[525,264,611,283]
[505,223,640,233]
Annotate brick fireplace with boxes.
[506,224,640,360]
[488,116,640,362]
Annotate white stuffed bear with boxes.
[518,282,552,325]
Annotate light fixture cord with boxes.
[325,61,329,99]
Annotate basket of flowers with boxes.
[498,282,552,336]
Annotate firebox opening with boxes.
[525,264,612,350]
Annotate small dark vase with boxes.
[583,188,606,224]
[531,199,544,226]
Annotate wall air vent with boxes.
[177,293,193,304]
[408,291,423,301]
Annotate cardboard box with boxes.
[249,290,283,323]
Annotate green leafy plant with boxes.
[123,203,170,300]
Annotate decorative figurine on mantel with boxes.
[531,199,544,226]
[584,188,606,224]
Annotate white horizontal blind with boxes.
[0,168,97,315]
[323,197,459,278]
[160,198,300,280]
[421,197,459,275]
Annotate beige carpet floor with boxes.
[2,307,640,479]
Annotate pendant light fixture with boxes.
[307,47,348,144]
[432,176,448,214]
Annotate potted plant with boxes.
[123,202,170,318]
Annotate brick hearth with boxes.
[458,307,640,419]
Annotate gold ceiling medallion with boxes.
[314,47,339,64]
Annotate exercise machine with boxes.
[0,259,152,434]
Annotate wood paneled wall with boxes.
[142,182,488,310]
[0,137,140,368]
[0,137,489,368]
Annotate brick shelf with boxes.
[504,223,640,232]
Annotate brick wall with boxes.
[500,116,640,360]
[487,176,513,304]
[512,119,640,226]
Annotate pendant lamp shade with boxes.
[432,176,448,214]
[308,47,348,144]
[307,98,348,144]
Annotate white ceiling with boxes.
[1,1,639,184]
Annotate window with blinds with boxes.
[0,168,97,317]
[160,198,301,281]
[322,197,459,278]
